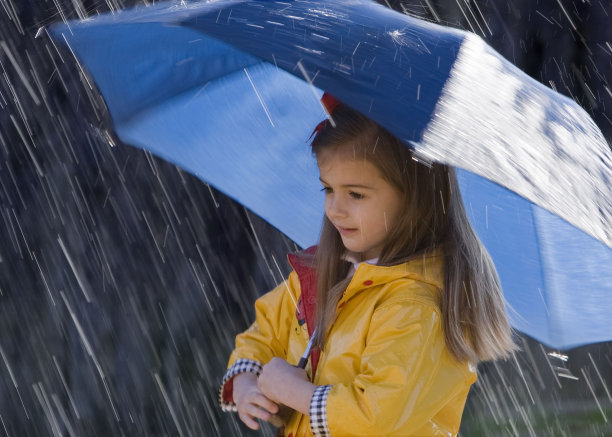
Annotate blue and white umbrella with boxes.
[48,0,612,349]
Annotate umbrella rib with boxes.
[243,68,275,127]
[530,204,557,348]
[296,60,335,127]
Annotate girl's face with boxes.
[317,146,403,260]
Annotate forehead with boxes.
[316,141,367,161]
[317,146,384,183]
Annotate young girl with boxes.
[219,94,516,436]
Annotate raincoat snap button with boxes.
[363,280,373,286]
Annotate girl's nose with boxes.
[326,195,347,219]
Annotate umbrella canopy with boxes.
[48,0,612,350]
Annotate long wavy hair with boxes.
[309,104,516,362]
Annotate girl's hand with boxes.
[258,357,315,415]
[233,372,279,430]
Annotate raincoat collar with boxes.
[287,246,318,338]
[339,250,444,306]
[287,246,444,322]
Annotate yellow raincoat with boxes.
[220,250,477,436]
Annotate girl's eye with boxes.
[321,187,332,194]
[349,191,364,199]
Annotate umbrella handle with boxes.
[267,361,306,428]
[268,329,317,427]
[268,404,293,428]
[268,362,314,426]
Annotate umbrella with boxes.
[47,0,612,350]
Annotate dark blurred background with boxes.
[0,1,610,435]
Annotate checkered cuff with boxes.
[309,385,332,437]
[218,359,263,412]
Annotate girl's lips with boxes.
[337,226,358,236]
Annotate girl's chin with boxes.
[340,237,359,251]
[341,241,382,261]
[341,241,368,258]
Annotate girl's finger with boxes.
[245,403,272,422]
[238,411,260,430]
[253,394,279,414]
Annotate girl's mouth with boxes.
[337,226,358,236]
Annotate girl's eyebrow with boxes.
[319,177,374,189]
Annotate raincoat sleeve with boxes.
[219,271,300,411]
[311,296,476,436]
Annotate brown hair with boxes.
[310,104,516,362]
